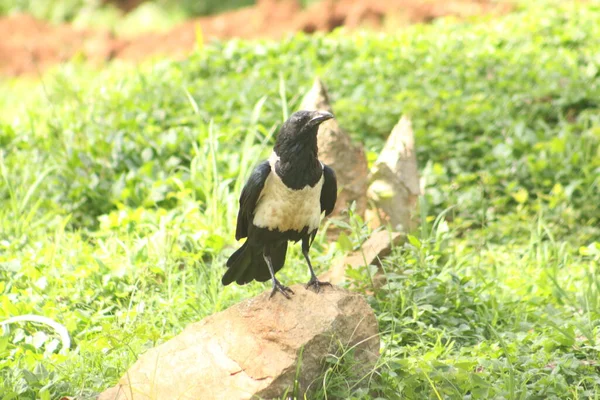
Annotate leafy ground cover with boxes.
[1,1,599,398]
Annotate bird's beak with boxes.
[308,110,334,127]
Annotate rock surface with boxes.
[300,78,369,218]
[366,115,420,232]
[320,230,404,287]
[97,285,379,400]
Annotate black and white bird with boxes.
[222,110,338,298]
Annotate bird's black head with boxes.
[274,110,334,159]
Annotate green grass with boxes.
[0,0,254,35]
[0,0,327,25]
[1,1,600,399]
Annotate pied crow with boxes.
[222,110,338,299]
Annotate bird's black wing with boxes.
[235,160,271,240]
[320,164,337,216]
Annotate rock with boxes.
[320,230,404,287]
[97,285,379,400]
[366,115,420,232]
[300,78,369,219]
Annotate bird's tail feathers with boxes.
[222,241,287,286]
[222,241,252,286]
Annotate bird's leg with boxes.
[264,245,294,299]
[302,237,332,293]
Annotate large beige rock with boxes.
[97,286,379,400]
[300,78,369,218]
[366,115,420,232]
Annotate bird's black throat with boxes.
[274,130,322,190]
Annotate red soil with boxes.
[0,0,512,77]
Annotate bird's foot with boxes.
[269,280,295,299]
[305,277,332,293]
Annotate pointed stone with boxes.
[366,115,420,233]
[300,78,369,218]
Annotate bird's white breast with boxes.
[253,154,324,233]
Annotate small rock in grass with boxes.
[320,230,404,287]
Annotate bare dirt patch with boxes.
[0,0,512,77]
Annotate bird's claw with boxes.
[269,281,295,299]
[305,277,332,293]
